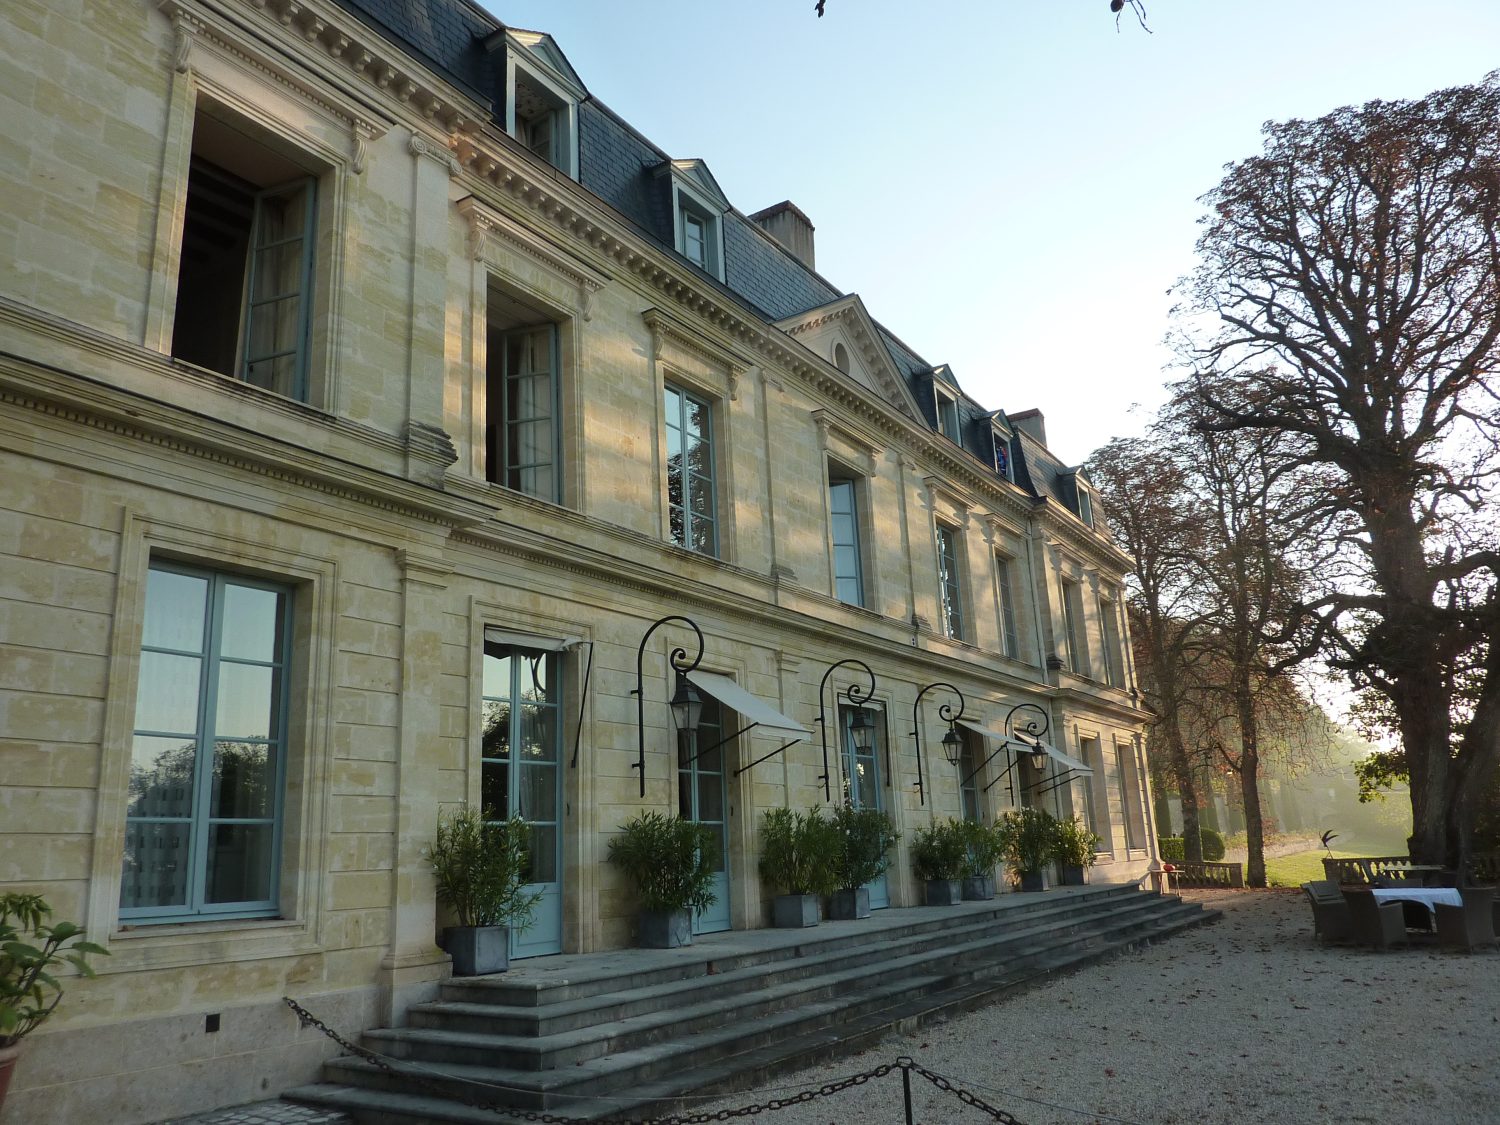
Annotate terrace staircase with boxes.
[285,883,1217,1124]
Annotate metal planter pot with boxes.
[829,887,872,920]
[773,893,821,928]
[962,875,996,901]
[443,925,509,976]
[638,910,693,948]
[1018,871,1047,893]
[925,879,962,906]
[1061,865,1089,886]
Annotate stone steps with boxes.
[285,886,1217,1124]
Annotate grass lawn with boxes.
[1262,848,1361,887]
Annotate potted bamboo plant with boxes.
[911,819,969,905]
[998,807,1058,892]
[957,818,1005,900]
[829,804,900,920]
[1054,816,1102,885]
[758,807,839,927]
[608,812,719,948]
[430,806,542,975]
[1,893,108,1114]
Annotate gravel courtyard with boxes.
[691,889,1500,1125]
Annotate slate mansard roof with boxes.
[329,0,1089,518]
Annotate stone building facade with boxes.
[0,0,1154,1120]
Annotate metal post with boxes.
[633,615,704,798]
[901,1058,914,1125]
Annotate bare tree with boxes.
[1181,75,1500,869]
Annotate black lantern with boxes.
[633,615,705,798]
[848,705,876,752]
[670,672,704,734]
[816,659,877,803]
[941,723,963,766]
[911,682,966,805]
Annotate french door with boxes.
[481,643,563,958]
[680,699,731,934]
[841,705,889,908]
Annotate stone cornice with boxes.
[171,0,483,136]
[0,303,491,531]
[1039,500,1135,578]
[641,307,751,397]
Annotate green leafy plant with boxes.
[997,807,1059,877]
[956,818,1006,878]
[911,819,969,882]
[831,804,900,891]
[758,807,840,896]
[608,812,719,914]
[429,806,543,929]
[1053,816,1102,868]
[1,893,108,1047]
[1199,827,1227,862]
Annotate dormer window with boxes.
[662,160,729,282]
[936,388,961,444]
[1078,487,1095,528]
[493,31,583,179]
[991,423,1013,481]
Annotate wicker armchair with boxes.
[1341,888,1406,950]
[1301,881,1352,944]
[1435,887,1497,952]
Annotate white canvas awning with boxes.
[483,627,585,652]
[686,670,810,740]
[955,718,1092,775]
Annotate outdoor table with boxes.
[1370,886,1461,926]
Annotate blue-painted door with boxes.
[481,644,563,959]
[842,706,889,909]
[681,699,731,934]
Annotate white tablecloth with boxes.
[1370,887,1462,916]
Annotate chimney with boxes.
[749,200,815,270]
[1009,409,1047,447]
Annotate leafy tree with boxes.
[1180,74,1500,869]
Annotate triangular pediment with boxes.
[663,159,730,213]
[776,294,923,423]
[505,30,586,99]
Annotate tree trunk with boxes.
[1236,680,1266,888]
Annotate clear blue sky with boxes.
[479,1,1500,465]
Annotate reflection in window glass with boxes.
[122,563,288,920]
[664,384,717,556]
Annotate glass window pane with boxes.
[128,735,198,818]
[211,740,275,818]
[135,651,202,734]
[144,569,209,652]
[482,651,512,699]
[525,820,558,884]
[481,760,510,819]
[692,516,715,555]
[481,699,512,760]
[508,373,553,421]
[669,505,685,547]
[697,771,723,823]
[220,584,282,662]
[205,822,276,904]
[519,704,557,762]
[250,243,304,301]
[120,821,192,910]
[213,662,277,740]
[255,184,309,245]
[508,420,553,466]
[518,761,556,824]
[512,463,554,500]
[685,396,707,437]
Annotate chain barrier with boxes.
[284,997,1023,1124]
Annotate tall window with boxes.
[936,525,965,640]
[1100,596,1125,687]
[1078,736,1102,835]
[829,477,864,607]
[486,312,559,502]
[1062,580,1089,675]
[936,389,961,444]
[122,563,290,921]
[992,427,1012,481]
[959,733,982,823]
[172,108,317,401]
[665,384,718,556]
[481,646,561,886]
[1077,488,1095,528]
[1115,740,1145,849]
[995,554,1020,659]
